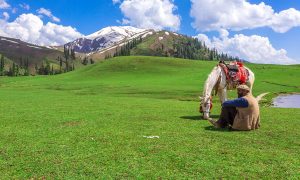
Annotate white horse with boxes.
[199,64,255,119]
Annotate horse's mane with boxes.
[203,66,221,101]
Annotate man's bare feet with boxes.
[208,118,222,128]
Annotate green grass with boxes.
[0,56,299,179]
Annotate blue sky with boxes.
[1,0,300,64]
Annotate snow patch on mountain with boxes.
[142,32,153,38]
[1,38,19,44]
[27,45,42,49]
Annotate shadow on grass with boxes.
[180,115,219,121]
[204,126,232,132]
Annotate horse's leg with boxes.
[247,70,255,94]
[218,71,228,103]
[218,88,227,104]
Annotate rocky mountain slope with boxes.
[0,36,63,67]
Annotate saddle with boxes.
[218,61,249,89]
[226,64,239,72]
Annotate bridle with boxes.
[199,96,213,113]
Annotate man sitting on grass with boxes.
[208,84,260,131]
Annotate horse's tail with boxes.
[256,92,269,102]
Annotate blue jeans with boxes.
[217,106,237,128]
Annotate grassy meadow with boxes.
[0,56,299,179]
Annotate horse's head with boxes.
[199,96,213,119]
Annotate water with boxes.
[273,94,300,108]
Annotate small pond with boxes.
[273,94,300,108]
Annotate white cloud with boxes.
[190,0,300,33]
[195,30,299,65]
[0,0,10,9]
[118,0,180,31]
[195,33,212,47]
[39,22,83,46]
[19,3,30,10]
[112,0,121,4]
[12,8,17,14]
[37,8,61,23]
[2,11,9,20]
[121,18,130,25]
[0,13,83,46]
[271,8,300,33]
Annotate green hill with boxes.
[129,31,240,61]
[0,56,299,178]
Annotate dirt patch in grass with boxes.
[61,120,84,127]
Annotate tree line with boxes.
[55,45,76,73]
[0,45,80,77]
[81,56,94,65]
[105,37,143,59]
[172,36,240,61]
[106,33,241,62]
[0,55,30,76]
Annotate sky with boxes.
[0,0,300,64]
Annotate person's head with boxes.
[237,84,250,98]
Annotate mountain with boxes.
[0,36,63,68]
[65,26,154,54]
[0,28,243,77]
[78,29,240,62]
[128,30,241,61]
[64,26,240,62]
[0,26,240,75]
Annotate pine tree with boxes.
[70,48,76,60]
[209,51,214,61]
[38,63,45,75]
[105,54,112,59]
[70,48,76,71]
[43,63,48,75]
[51,65,54,75]
[16,64,19,76]
[59,57,63,72]
[35,64,39,75]
[12,63,16,76]
[90,58,94,64]
[23,57,29,76]
[82,57,88,65]
[19,57,23,68]
[64,45,70,72]
[0,55,4,76]
[8,66,13,76]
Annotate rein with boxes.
[199,96,213,113]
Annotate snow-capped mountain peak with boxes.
[85,26,146,40]
[65,26,153,54]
